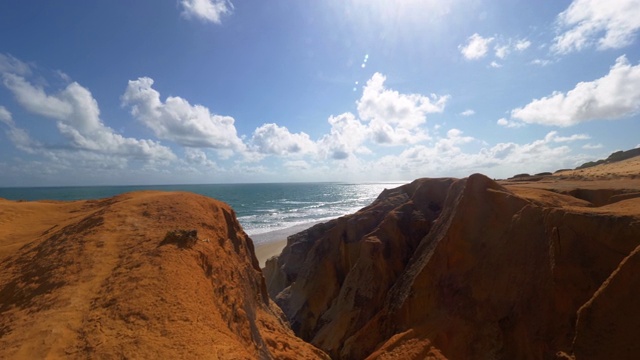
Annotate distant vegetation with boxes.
[577,148,640,170]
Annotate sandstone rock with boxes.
[571,244,640,359]
[266,174,640,359]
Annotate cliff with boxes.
[0,191,328,359]
[265,174,640,359]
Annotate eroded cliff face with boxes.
[264,178,455,355]
[266,174,640,359]
[0,192,328,359]
[570,243,640,359]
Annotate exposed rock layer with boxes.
[266,174,640,359]
[0,191,328,359]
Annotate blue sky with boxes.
[1,0,639,186]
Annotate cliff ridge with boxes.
[266,174,640,359]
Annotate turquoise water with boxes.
[0,182,406,237]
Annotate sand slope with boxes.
[0,191,327,359]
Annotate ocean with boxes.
[0,182,406,243]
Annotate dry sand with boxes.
[557,155,640,178]
[0,191,328,359]
[254,239,288,268]
[250,221,322,267]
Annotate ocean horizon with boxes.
[0,182,407,241]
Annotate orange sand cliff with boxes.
[0,191,328,359]
[265,157,640,359]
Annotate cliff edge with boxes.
[0,191,328,359]
[266,174,640,359]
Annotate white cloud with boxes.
[547,132,590,142]
[459,33,494,60]
[495,44,509,59]
[0,106,39,153]
[283,160,311,170]
[0,54,30,76]
[180,0,233,24]
[497,118,525,128]
[583,143,603,149]
[490,61,502,68]
[515,39,531,51]
[1,154,132,185]
[2,72,175,161]
[3,73,74,119]
[122,77,245,151]
[441,128,474,149]
[510,56,640,126]
[380,129,473,175]
[184,148,217,168]
[55,70,71,83]
[357,72,448,145]
[0,106,10,124]
[372,131,585,180]
[494,38,531,60]
[553,0,640,54]
[530,59,552,67]
[460,109,475,116]
[318,112,370,160]
[250,123,316,156]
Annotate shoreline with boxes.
[249,221,323,268]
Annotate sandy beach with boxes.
[254,239,288,268]
[250,221,322,268]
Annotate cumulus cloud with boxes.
[180,0,233,24]
[459,33,494,60]
[118,71,448,165]
[250,123,316,156]
[440,128,474,149]
[490,61,502,68]
[460,109,475,116]
[510,56,640,126]
[357,72,448,145]
[377,129,473,176]
[318,112,370,160]
[184,148,217,168]
[122,77,245,151]
[553,0,640,54]
[373,131,585,180]
[1,70,175,161]
[3,73,74,119]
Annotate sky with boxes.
[0,0,639,186]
